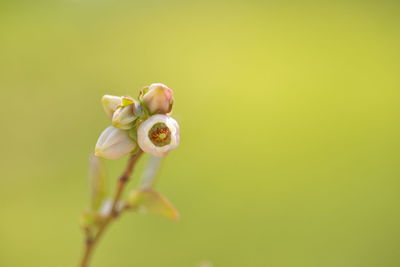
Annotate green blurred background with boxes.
[0,0,399,266]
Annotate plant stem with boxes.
[79,151,143,267]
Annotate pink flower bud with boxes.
[141,83,174,115]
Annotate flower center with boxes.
[148,123,171,147]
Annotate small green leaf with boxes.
[80,211,101,228]
[89,155,107,211]
[128,189,179,221]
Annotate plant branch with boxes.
[79,151,143,267]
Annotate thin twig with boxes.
[79,151,143,267]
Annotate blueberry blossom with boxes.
[137,114,180,157]
[82,84,181,267]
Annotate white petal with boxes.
[101,95,122,118]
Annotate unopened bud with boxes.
[95,126,137,160]
[141,83,174,115]
[101,95,122,118]
[137,114,180,157]
[112,102,138,130]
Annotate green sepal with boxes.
[138,86,150,101]
[139,102,151,117]
[128,124,138,142]
[121,96,134,107]
[133,102,150,120]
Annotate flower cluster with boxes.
[95,83,180,159]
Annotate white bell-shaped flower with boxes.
[95,126,136,160]
[137,114,180,157]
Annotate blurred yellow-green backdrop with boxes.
[0,0,399,266]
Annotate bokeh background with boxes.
[0,0,399,266]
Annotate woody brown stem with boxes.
[79,151,143,267]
